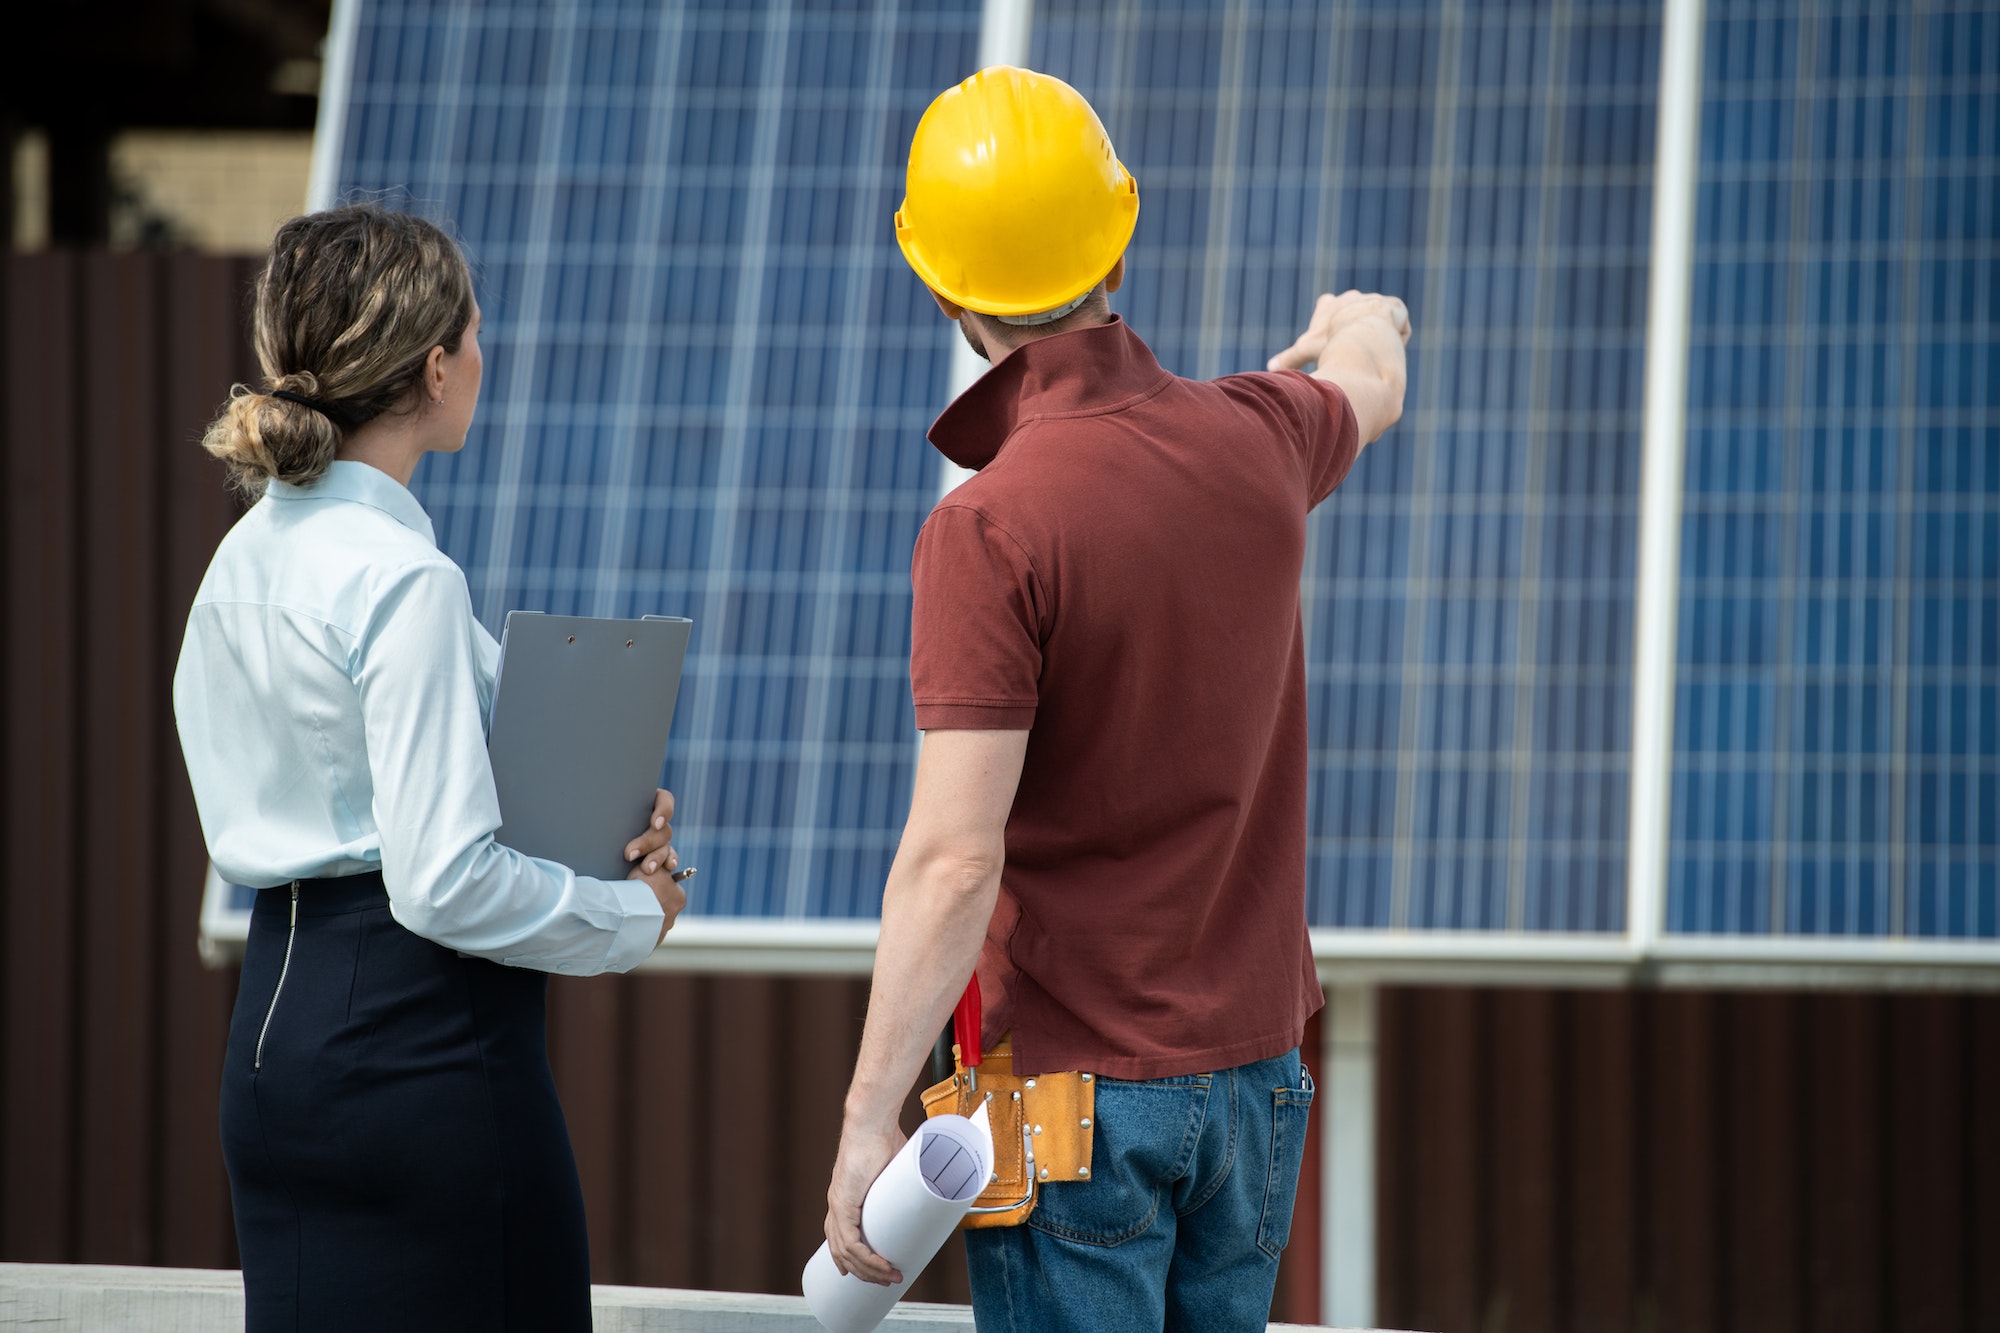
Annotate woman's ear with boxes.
[425,344,448,405]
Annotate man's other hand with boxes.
[1268,289,1412,445]
[824,1116,907,1286]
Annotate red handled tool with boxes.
[954,973,982,1088]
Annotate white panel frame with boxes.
[195,893,2000,986]
[1626,0,1705,960]
[935,0,1034,502]
[1321,985,1376,1329]
[305,0,361,213]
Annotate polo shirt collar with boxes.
[267,459,438,546]
[928,316,1172,471]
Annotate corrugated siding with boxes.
[1,251,255,1269]
[1375,987,2000,1333]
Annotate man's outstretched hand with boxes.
[1267,289,1411,371]
[1268,289,1412,445]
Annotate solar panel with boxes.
[277,0,1661,937]
[318,0,981,918]
[1667,0,1999,939]
[1032,1,1659,932]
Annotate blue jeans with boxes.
[964,1047,1314,1333]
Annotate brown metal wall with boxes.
[1375,988,2000,1333]
[3,253,1996,1331]
[3,250,257,1270]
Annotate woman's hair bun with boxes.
[201,373,343,498]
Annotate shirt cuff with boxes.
[914,700,1037,730]
[594,874,668,973]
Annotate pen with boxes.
[670,867,698,884]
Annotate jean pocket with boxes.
[1027,1079,1190,1248]
[1257,1067,1316,1259]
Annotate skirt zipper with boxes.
[254,882,301,1071]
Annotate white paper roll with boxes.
[803,1102,994,1333]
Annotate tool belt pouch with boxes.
[920,1036,1095,1230]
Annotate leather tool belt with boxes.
[919,976,1094,1229]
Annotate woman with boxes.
[173,204,686,1331]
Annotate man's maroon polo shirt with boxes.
[911,316,1360,1079]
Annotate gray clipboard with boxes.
[487,612,693,881]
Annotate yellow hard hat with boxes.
[895,66,1139,321]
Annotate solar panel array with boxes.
[1668,0,1998,938]
[315,0,1994,939]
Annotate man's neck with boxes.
[974,309,1116,366]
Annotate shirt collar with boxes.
[927,316,1173,471]
[266,460,437,546]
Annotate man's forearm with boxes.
[822,730,1025,1282]
[842,850,1001,1130]
[1314,317,1407,444]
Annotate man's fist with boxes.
[1268,290,1412,373]
[1268,290,1411,445]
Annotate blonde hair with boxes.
[202,204,475,496]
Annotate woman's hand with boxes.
[625,788,676,871]
[626,788,688,946]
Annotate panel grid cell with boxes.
[329,0,980,917]
[1034,0,1658,932]
[1670,0,2000,938]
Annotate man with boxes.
[823,66,1410,1331]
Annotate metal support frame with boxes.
[305,0,360,213]
[1625,0,1706,959]
[936,0,1035,502]
[1321,986,1376,1328]
[200,895,2000,991]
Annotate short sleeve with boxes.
[1228,370,1362,508]
[910,503,1045,730]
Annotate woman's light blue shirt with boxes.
[173,461,663,975]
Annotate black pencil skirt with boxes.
[221,872,592,1332]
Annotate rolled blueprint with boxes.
[803,1102,994,1333]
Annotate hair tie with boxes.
[270,388,333,415]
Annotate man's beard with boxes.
[958,315,991,363]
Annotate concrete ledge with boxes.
[1,1263,244,1332]
[0,1264,1368,1331]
